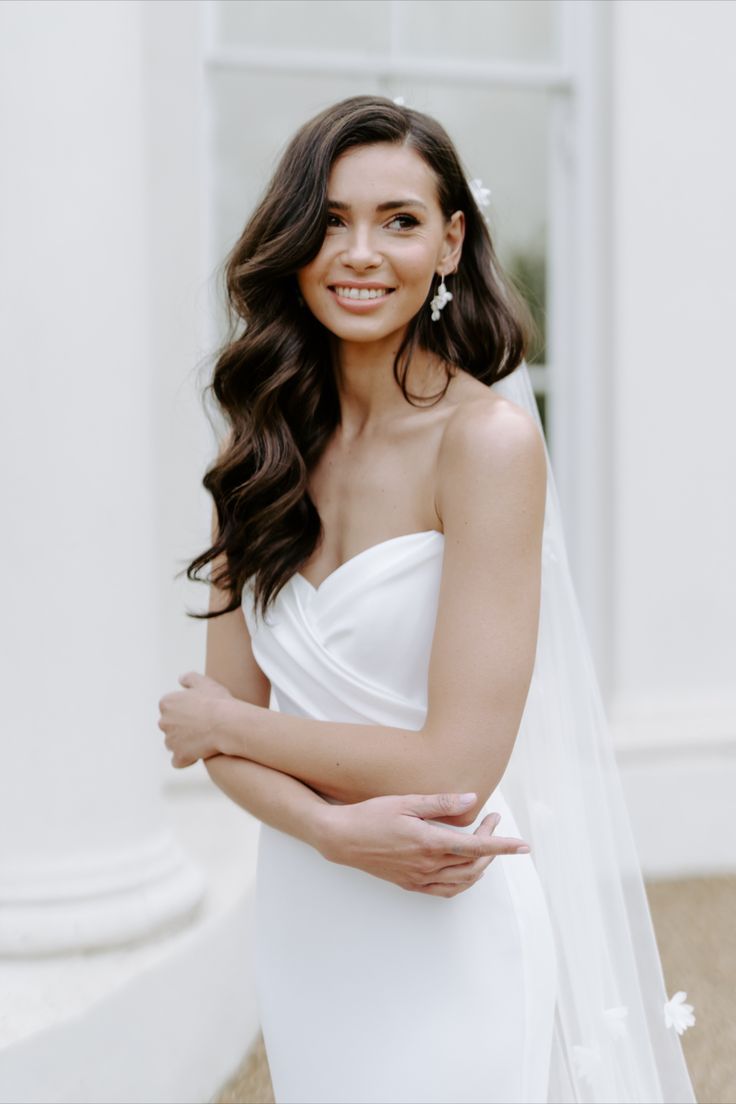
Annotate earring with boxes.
[430,272,453,321]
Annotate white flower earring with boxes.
[430,272,453,321]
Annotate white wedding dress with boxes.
[242,529,559,1104]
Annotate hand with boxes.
[317,792,532,898]
[157,671,233,768]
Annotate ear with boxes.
[439,210,465,276]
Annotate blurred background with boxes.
[1,1,734,1102]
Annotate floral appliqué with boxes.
[664,991,695,1035]
[572,1006,629,1087]
[602,1004,629,1040]
[572,1042,602,1085]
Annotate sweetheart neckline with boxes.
[295,529,445,595]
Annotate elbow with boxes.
[421,766,501,828]
[420,727,504,828]
[448,782,498,827]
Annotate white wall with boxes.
[610,0,736,728]
[609,0,736,870]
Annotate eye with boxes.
[386,214,419,230]
[326,213,344,228]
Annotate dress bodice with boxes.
[241,530,445,728]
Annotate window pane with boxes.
[214,0,392,54]
[393,0,559,64]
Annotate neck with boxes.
[332,332,445,435]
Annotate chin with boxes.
[319,313,412,345]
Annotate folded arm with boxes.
[213,396,547,825]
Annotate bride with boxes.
[158,96,697,1104]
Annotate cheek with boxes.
[393,242,439,287]
[296,261,319,296]
[297,242,333,290]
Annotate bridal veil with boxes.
[493,362,696,1103]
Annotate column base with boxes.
[0,832,205,956]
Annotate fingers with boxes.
[433,813,498,866]
[405,792,478,820]
[414,879,480,898]
[178,671,201,688]
[428,820,531,863]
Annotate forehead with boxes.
[327,142,440,206]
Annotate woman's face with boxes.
[297,142,464,346]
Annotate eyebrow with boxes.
[326,199,428,212]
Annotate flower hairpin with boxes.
[468,177,491,222]
[393,95,407,106]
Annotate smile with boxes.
[330,286,395,300]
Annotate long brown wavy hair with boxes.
[184,95,534,622]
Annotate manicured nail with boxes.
[459,792,476,805]
[515,845,531,853]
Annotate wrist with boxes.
[310,801,346,862]
[211,696,250,757]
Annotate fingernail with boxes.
[459,792,476,805]
[515,845,531,854]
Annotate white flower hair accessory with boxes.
[392,95,407,106]
[663,990,696,1035]
[468,177,491,210]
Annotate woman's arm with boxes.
[210,398,547,825]
[192,503,526,887]
[200,497,336,851]
[204,752,332,850]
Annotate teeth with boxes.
[333,286,391,300]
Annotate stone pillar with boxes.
[0,0,204,954]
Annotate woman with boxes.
[158,96,697,1104]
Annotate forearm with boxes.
[204,752,333,853]
[212,698,474,805]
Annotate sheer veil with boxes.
[492,362,697,1103]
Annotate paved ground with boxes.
[213,874,736,1104]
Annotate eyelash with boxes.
[326,213,419,231]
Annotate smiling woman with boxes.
[159,95,696,1104]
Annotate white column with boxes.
[0,0,204,954]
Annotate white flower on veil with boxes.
[602,1005,629,1040]
[571,1042,602,1085]
[663,991,696,1035]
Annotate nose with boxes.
[340,224,382,270]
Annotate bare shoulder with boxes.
[437,385,546,509]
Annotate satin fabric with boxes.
[242,530,558,1104]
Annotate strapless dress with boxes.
[242,530,558,1104]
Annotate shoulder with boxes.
[437,390,546,503]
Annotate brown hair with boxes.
[184,94,533,621]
